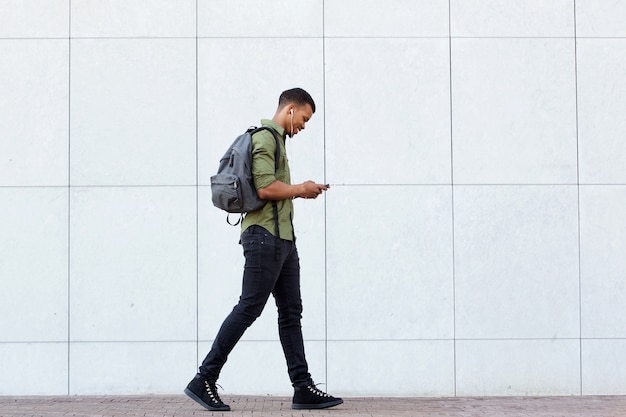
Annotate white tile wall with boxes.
[3,0,626,398]
[0,343,68,395]
[325,38,451,185]
[450,0,574,37]
[328,340,455,397]
[451,38,577,184]
[69,341,196,394]
[577,39,626,184]
[579,186,626,338]
[198,0,323,38]
[69,187,197,342]
[454,186,580,339]
[0,0,68,38]
[576,0,626,37]
[0,40,69,186]
[324,0,449,37]
[71,0,196,38]
[582,339,626,395]
[0,188,68,342]
[456,339,581,396]
[70,39,196,186]
[326,186,454,340]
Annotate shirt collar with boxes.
[260,119,286,140]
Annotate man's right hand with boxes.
[298,181,329,199]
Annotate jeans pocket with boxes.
[241,233,261,268]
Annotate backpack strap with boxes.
[250,126,282,260]
[249,126,280,172]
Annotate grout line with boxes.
[67,0,72,396]
[573,0,584,396]
[2,340,206,344]
[1,183,626,189]
[297,183,597,187]
[2,36,626,41]
[28,184,199,188]
[322,0,329,388]
[448,0,457,398]
[321,337,610,342]
[195,0,200,373]
[3,337,623,345]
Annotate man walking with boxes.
[185,88,343,411]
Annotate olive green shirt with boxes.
[241,119,295,240]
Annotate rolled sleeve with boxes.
[251,130,279,190]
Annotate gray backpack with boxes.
[210,126,280,225]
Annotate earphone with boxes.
[290,107,294,136]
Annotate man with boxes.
[185,88,343,411]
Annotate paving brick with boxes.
[0,395,625,417]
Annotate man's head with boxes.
[274,88,316,138]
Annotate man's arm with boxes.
[257,180,328,200]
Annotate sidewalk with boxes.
[1,394,626,417]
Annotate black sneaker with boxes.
[184,374,231,411]
[292,384,343,410]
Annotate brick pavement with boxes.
[0,395,625,417]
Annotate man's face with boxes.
[289,103,314,137]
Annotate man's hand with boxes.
[297,181,329,199]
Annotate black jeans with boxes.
[199,225,312,387]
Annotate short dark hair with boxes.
[278,88,316,113]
